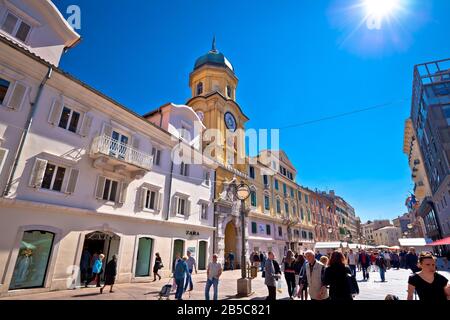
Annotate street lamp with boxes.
[235,182,251,297]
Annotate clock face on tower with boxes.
[224,112,237,132]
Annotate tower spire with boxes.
[211,35,218,53]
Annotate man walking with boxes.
[260,251,266,272]
[383,251,391,269]
[347,249,357,277]
[376,252,387,282]
[359,249,370,281]
[205,254,222,300]
[228,251,235,271]
[174,256,189,300]
[184,250,197,292]
[264,251,281,300]
[304,250,328,300]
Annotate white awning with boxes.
[398,238,429,247]
[314,242,343,249]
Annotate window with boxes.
[110,131,129,160]
[249,166,255,179]
[227,85,232,98]
[274,179,279,190]
[196,82,203,95]
[293,205,296,216]
[180,125,190,140]
[41,163,66,192]
[180,162,189,176]
[0,78,10,104]
[250,190,257,207]
[204,171,210,186]
[290,187,294,198]
[177,197,186,216]
[298,191,302,202]
[58,107,80,133]
[201,203,208,220]
[0,148,9,176]
[1,12,32,43]
[285,202,289,215]
[301,208,304,220]
[264,195,270,210]
[102,178,119,202]
[263,175,268,186]
[305,194,308,204]
[443,105,450,125]
[266,225,271,235]
[152,147,161,166]
[283,183,287,195]
[278,226,282,237]
[251,222,257,234]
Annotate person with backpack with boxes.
[323,251,355,301]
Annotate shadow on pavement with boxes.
[71,292,103,298]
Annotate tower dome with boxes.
[194,37,234,72]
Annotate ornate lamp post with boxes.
[235,182,252,296]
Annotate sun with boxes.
[364,0,400,18]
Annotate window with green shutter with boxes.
[251,222,257,234]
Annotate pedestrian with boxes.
[205,254,222,300]
[400,250,407,269]
[376,252,387,282]
[323,251,353,301]
[356,249,362,272]
[359,249,370,281]
[315,251,322,261]
[153,252,162,281]
[80,248,91,284]
[282,250,296,299]
[174,256,189,300]
[384,251,391,269]
[264,251,281,300]
[228,251,235,271]
[320,255,329,266]
[406,247,420,273]
[172,253,182,292]
[100,255,117,294]
[370,251,377,272]
[294,254,308,300]
[253,251,260,269]
[347,249,357,277]
[260,251,266,272]
[184,250,197,292]
[407,252,450,301]
[304,250,328,300]
[85,253,104,288]
[391,251,400,270]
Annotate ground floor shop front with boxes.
[0,199,214,297]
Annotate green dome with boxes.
[194,37,234,72]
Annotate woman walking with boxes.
[153,253,162,281]
[100,255,117,294]
[85,254,104,288]
[407,253,450,301]
[294,254,308,300]
[282,250,296,299]
[323,251,353,301]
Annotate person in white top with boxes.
[347,249,357,277]
[205,254,223,300]
[383,251,391,269]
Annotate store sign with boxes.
[186,231,199,236]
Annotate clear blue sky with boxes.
[54,0,450,223]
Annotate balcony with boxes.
[90,135,153,178]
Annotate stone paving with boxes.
[1,263,449,301]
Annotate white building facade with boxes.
[0,0,215,297]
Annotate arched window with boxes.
[196,82,203,95]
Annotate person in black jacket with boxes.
[323,251,353,301]
[153,252,162,281]
[100,255,118,294]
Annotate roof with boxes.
[194,37,234,72]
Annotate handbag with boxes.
[347,274,359,295]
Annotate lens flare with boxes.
[364,0,400,18]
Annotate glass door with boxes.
[110,131,129,160]
[172,240,184,270]
[198,241,207,270]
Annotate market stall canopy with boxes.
[389,246,400,250]
[428,237,450,246]
[314,242,348,249]
[398,238,431,247]
[376,245,389,249]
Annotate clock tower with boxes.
[187,37,249,172]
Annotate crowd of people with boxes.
[261,247,449,301]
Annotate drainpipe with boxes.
[212,169,217,254]
[165,157,174,221]
[3,67,53,196]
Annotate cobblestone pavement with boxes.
[2,264,449,301]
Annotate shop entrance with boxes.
[79,231,120,284]
[224,222,237,270]
[198,241,207,270]
[172,239,184,271]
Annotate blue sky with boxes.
[54,0,450,223]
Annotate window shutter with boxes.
[79,114,93,137]
[101,122,113,138]
[48,99,63,125]
[7,82,27,110]
[186,199,191,217]
[29,158,47,188]
[157,191,163,212]
[172,196,178,215]
[95,176,106,199]
[65,168,79,194]
[0,148,8,174]
[139,187,147,209]
[118,182,128,204]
